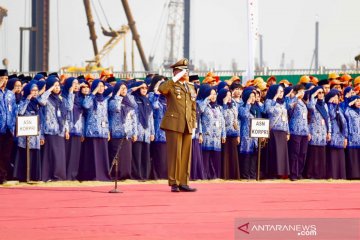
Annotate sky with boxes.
[0,0,360,72]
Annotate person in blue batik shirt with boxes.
[217,88,240,180]
[129,81,155,180]
[287,84,309,181]
[230,82,244,109]
[0,69,17,184]
[78,79,111,181]
[344,96,360,179]
[148,76,168,179]
[62,77,84,180]
[264,84,290,179]
[305,86,331,179]
[339,86,354,113]
[198,85,226,179]
[239,88,259,180]
[38,76,70,182]
[189,75,205,180]
[108,81,138,180]
[325,89,348,179]
[13,81,42,181]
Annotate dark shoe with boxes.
[179,185,197,192]
[171,185,180,192]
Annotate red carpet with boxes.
[0,182,359,240]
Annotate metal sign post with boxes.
[16,115,39,183]
[250,118,270,181]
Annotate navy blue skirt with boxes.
[42,135,66,181]
[13,147,41,182]
[78,137,110,181]
[65,136,82,180]
[191,139,205,180]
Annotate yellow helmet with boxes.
[299,75,310,84]
[354,76,360,86]
[328,72,340,80]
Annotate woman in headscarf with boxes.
[325,89,348,179]
[264,84,290,178]
[190,86,205,181]
[108,81,137,180]
[109,81,138,180]
[305,86,331,179]
[37,76,69,181]
[62,77,84,180]
[198,85,226,179]
[78,79,111,181]
[344,96,360,179]
[287,84,309,181]
[148,76,168,179]
[239,87,260,179]
[217,88,240,179]
[13,81,42,181]
[129,81,155,180]
[6,77,22,104]
[339,86,354,113]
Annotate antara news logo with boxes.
[238,222,317,237]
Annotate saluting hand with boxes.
[94,85,101,95]
[48,85,55,92]
[27,92,34,100]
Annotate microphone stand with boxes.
[108,138,125,193]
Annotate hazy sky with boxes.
[1,0,360,72]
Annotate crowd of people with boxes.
[0,68,359,184]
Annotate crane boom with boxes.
[83,0,100,66]
[121,0,150,71]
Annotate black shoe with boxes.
[171,185,180,192]
[179,185,197,192]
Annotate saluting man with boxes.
[158,58,197,192]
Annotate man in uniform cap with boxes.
[318,79,331,94]
[189,75,200,85]
[158,58,197,192]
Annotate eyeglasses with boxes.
[318,91,324,94]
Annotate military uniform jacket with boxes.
[158,80,197,134]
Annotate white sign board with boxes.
[250,118,270,138]
[16,115,39,137]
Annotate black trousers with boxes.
[240,153,257,179]
[288,135,308,179]
[132,141,150,180]
[0,130,14,182]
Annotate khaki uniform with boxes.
[159,79,197,186]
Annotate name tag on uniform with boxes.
[303,112,307,119]
[321,119,325,125]
[101,121,106,128]
[215,121,220,128]
[8,104,12,112]
[57,109,61,117]
[282,114,287,122]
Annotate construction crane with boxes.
[0,6,7,27]
[82,0,149,72]
[85,25,130,71]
